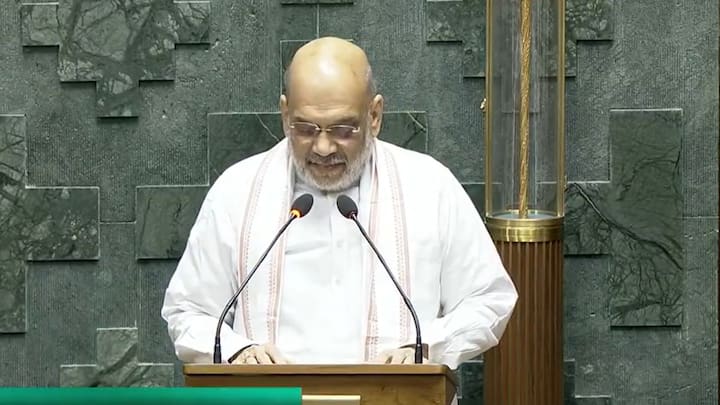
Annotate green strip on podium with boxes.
[0,387,302,405]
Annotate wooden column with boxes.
[483,221,564,405]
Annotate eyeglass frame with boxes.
[288,121,363,141]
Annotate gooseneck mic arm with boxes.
[212,193,314,364]
[336,194,424,364]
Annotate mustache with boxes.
[307,154,346,165]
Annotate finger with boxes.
[233,352,246,364]
[255,349,273,364]
[369,351,389,364]
[264,345,288,364]
[273,352,289,364]
[390,351,406,364]
[405,350,422,364]
[264,345,284,364]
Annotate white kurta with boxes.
[277,175,366,363]
[161,139,518,370]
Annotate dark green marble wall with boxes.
[0,1,716,404]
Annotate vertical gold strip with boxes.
[559,240,564,400]
[518,0,532,218]
[556,0,566,216]
[539,242,545,402]
[526,242,533,403]
[485,0,493,217]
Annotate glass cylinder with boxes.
[484,0,565,241]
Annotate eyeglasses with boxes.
[289,121,361,141]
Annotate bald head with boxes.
[280,37,385,193]
[284,37,376,102]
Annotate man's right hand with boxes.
[230,344,290,365]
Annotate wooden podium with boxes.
[184,364,458,405]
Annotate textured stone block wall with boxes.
[0,1,716,404]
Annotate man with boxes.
[161,37,517,369]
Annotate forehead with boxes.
[287,69,367,120]
[290,104,362,124]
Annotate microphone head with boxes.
[336,195,358,218]
[290,193,314,218]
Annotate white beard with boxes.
[292,132,374,193]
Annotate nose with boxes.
[311,130,337,157]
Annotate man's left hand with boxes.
[371,347,427,364]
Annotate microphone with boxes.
[336,195,424,364]
[213,193,314,364]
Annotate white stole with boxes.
[236,138,413,360]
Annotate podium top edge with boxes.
[183,364,457,385]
